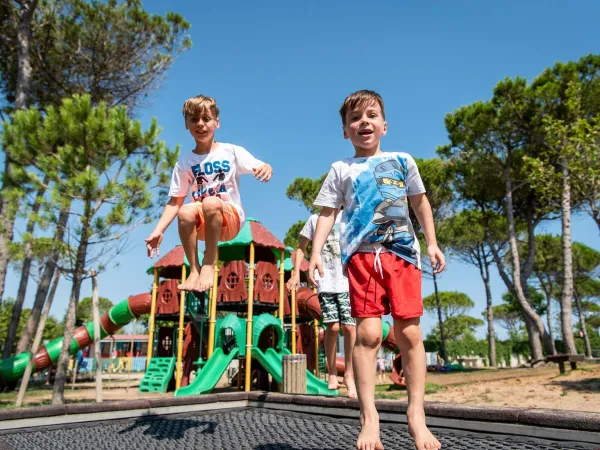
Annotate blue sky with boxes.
[6,1,600,339]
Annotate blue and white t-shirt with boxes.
[314,152,425,269]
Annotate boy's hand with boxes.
[253,164,272,182]
[286,273,300,291]
[428,244,446,274]
[307,254,323,289]
[145,230,164,258]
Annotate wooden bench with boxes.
[545,354,585,374]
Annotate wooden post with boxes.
[291,288,297,354]
[176,265,186,390]
[207,247,220,358]
[146,269,159,368]
[244,243,256,392]
[278,250,284,327]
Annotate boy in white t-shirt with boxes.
[145,95,272,292]
[286,212,357,398]
[308,90,445,450]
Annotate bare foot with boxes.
[198,264,215,292]
[408,408,441,450]
[357,413,384,450]
[328,374,339,390]
[345,374,357,399]
[178,270,201,291]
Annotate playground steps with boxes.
[138,357,176,393]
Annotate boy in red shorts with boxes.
[145,95,272,292]
[308,90,445,450]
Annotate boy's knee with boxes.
[394,317,423,344]
[201,196,223,215]
[326,323,340,334]
[341,324,355,337]
[356,327,381,349]
[177,205,197,225]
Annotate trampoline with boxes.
[0,393,598,449]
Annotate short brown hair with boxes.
[339,90,385,126]
[182,95,220,120]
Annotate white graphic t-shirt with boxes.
[314,152,425,269]
[168,143,264,226]
[300,213,349,294]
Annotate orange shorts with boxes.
[188,200,241,242]
[347,252,423,320]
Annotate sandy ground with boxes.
[353,363,600,413]
[2,364,599,413]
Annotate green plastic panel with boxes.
[252,313,284,351]
[215,314,246,357]
[138,357,176,393]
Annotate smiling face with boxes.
[185,108,220,144]
[343,100,387,153]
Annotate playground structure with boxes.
[0,217,404,396]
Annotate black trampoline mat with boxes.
[0,408,595,450]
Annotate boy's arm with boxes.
[307,207,337,286]
[286,236,310,291]
[233,145,272,182]
[409,193,446,274]
[145,196,186,258]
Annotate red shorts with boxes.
[347,252,423,320]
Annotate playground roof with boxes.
[147,218,286,277]
[278,247,309,272]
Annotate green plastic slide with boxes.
[252,347,337,396]
[174,347,239,397]
[138,357,176,393]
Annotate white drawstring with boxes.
[373,246,384,278]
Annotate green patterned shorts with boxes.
[318,292,355,326]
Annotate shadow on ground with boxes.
[551,377,600,393]
[118,415,216,441]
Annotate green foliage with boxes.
[283,220,307,249]
[424,334,528,367]
[75,296,113,325]
[285,174,326,214]
[0,299,63,352]
[491,303,524,338]
[502,288,546,316]
[2,94,178,263]
[0,0,192,112]
[423,291,483,340]
[423,291,475,318]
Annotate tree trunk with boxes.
[2,179,48,358]
[52,203,91,405]
[574,294,592,359]
[503,163,554,356]
[14,0,39,110]
[539,276,557,355]
[17,204,70,353]
[16,270,60,407]
[90,270,103,403]
[0,0,40,304]
[560,160,577,354]
[433,272,448,363]
[480,253,496,367]
[523,314,545,364]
